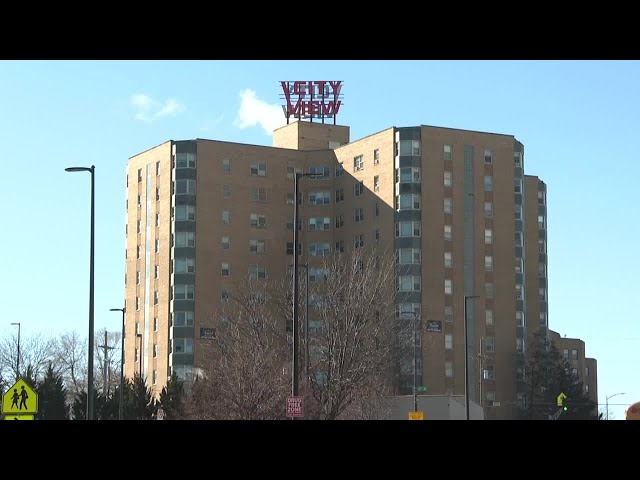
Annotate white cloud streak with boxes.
[234,89,285,135]
[131,94,186,123]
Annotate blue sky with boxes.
[0,60,637,420]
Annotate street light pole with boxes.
[292,172,322,400]
[10,322,20,380]
[464,295,479,420]
[606,392,625,421]
[401,310,420,413]
[110,307,125,420]
[66,165,96,420]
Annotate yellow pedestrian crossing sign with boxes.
[5,414,34,420]
[2,378,38,415]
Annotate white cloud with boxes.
[131,94,186,123]
[234,89,285,135]
[200,115,225,132]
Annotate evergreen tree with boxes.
[36,364,69,420]
[124,373,154,420]
[520,331,598,420]
[157,372,184,420]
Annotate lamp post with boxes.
[606,392,625,421]
[292,172,322,400]
[464,295,479,420]
[66,165,95,420]
[401,310,420,413]
[10,322,20,380]
[110,307,125,420]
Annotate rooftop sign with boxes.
[280,81,344,125]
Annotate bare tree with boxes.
[183,277,291,420]
[0,331,56,383]
[95,328,121,396]
[52,330,87,399]
[305,248,409,419]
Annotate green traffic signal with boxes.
[563,405,568,411]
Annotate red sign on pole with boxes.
[287,396,303,418]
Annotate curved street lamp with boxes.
[606,392,625,420]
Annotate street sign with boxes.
[417,386,427,392]
[2,378,38,415]
[424,320,442,333]
[556,392,567,407]
[5,414,34,420]
[408,411,424,420]
[287,396,303,418]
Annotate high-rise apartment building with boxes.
[124,120,596,419]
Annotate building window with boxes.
[248,264,267,280]
[486,310,494,326]
[335,240,344,253]
[515,205,522,221]
[353,234,364,249]
[154,265,159,279]
[249,239,266,254]
[136,271,141,284]
[538,215,545,229]
[155,161,160,176]
[354,208,364,223]
[308,267,329,283]
[136,246,141,259]
[176,231,195,248]
[538,190,546,205]
[309,243,331,257]
[353,155,364,171]
[485,282,494,299]
[175,258,195,274]
[250,163,267,177]
[396,248,421,265]
[484,175,493,192]
[375,229,380,242]
[539,312,547,327]
[286,165,302,179]
[373,149,380,165]
[396,167,421,184]
[444,198,452,214]
[585,367,590,377]
[485,337,495,353]
[398,275,421,292]
[445,361,454,378]
[155,213,160,227]
[514,178,523,194]
[396,193,421,211]
[513,232,523,247]
[137,168,143,182]
[309,191,330,205]
[375,202,379,217]
[354,181,364,196]
[174,284,194,300]
[172,311,194,327]
[395,221,421,238]
[484,365,495,380]
[374,175,380,191]
[398,140,421,156]
[335,188,344,203]
[136,220,141,234]
[309,216,331,231]
[135,348,139,362]
[250,187,267,202]
[444,306,454,322]
[176,179,196,195]
[485,229,493,245]
[516,284,524,300]
[514,152,522,167]
[221,263,230,277]
[442,334,452,350]
[515,311,524,327]
[335,214,344,229]
[539,288,546,301]
[444,225,452,241]
[485,255,493,271]
[516,338,525,353]
[175,205,195,221]
[155,239,160,253]
[223,184,231,199]
[175,153,196,169]
[309,166,330,179]
[222,210,231,225]
[443,145,452,161]
[484,150,493,164]
[222,158,231,173]
[484,202,493,218]
[444,279,453,295]
[153,344,158,358]
[571,349,578,360]
[250,213,267,229]
[335,163,344,177]
[444,252,452,268]
[444,171,452,187]
[135,296,140,311]
[221,236,230,251]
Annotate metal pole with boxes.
[292,173,300,398]
[11,323,20,380]
[120,309,124,420]
[65,165,96,420]
[304,264,309,381]
[606,392,626,421]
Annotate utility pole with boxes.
[98,331,115,396]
